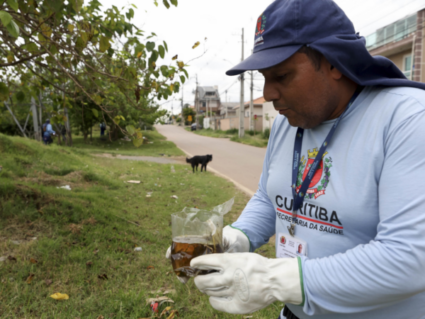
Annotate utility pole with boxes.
[195,74,199,127]
[250,70,254,131]
[239,28,245,138]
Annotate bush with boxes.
[263,128,270,139]
[225,128,238,134]
[247,130,255,136]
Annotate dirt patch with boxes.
[21,170,83,188]
[95,153,186,164]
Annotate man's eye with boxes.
[277,74,287,81]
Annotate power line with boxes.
[358,0,424,33]
[219,79,239,96]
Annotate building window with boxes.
[202,102,206,107]
[403,54,412,80]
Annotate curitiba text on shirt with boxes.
[275,196,344,235]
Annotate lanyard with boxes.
[288,87,363,236]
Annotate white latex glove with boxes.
[190,253,303,314]
[165,226,251,283]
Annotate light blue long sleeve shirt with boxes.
[232,86,425,318]
[43,123,55,137]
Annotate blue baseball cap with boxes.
[226,0,353,76]
[226,0,425,90]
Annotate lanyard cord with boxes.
[288,86,363,237]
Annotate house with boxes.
[220,97,267,132]
[219,102,239,118]
[366,8,425,82]
[233,96,266,118]
[262,101,280,132]
[194,86,221,115]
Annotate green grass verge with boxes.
[71,128,185,157]
[185,128,268,148]
[0,133,279,318]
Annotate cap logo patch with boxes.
[254,13,266,47]
[256,14,267,36]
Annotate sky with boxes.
[100,0,425,114]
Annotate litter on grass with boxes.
[171,195,178,199]
[50,293,69,300]
[146,296,174,305]
[134,247,142,252]
[57,185,71,191]
[126,180,141,184]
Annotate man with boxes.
[100,122,106,138]
[42,119,55,145]
[187,0,425,318]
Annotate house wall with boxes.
[220,116,263,132]
[243,105,263,117]
[387,49,412,71]
[262,101,280,131]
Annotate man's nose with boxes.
[263,80,280,102]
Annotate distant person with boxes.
[100,122,106,138]
[42,119,55,145]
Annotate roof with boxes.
[197,86,220,100]
[220,102,240,109]
[233,97,266,109]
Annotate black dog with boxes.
[186,155,213,173]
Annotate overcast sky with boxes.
[100,0,425,114]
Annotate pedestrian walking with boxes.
[180,1,425,318]
[42,119,55,145]
[100,122,106,138]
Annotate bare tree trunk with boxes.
[31,98,40,141]
[64,107,73,146]
[4,102,28,138]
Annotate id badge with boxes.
[276,233,307,258]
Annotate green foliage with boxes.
[0,0,192,143]
[0,82,9,101]
[186,127,268,148]
[225,128,238,134]
[263,127,271,139]
[182,107,196,125]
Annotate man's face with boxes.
[259,52,340,129]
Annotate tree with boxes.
[0,0,194,146]
[182,106,196,125]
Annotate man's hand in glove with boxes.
[190,253,304,314]
[165,226,250,284]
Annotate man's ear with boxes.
[329,64,343,80]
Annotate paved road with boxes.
[155,125,267,196]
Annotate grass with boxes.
[0,133,279,318]
[71,128,185,157]
[185,128,268,148]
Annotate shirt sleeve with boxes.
[231,119,282,251]
[301,110,425,315]
[47,124,55,134]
